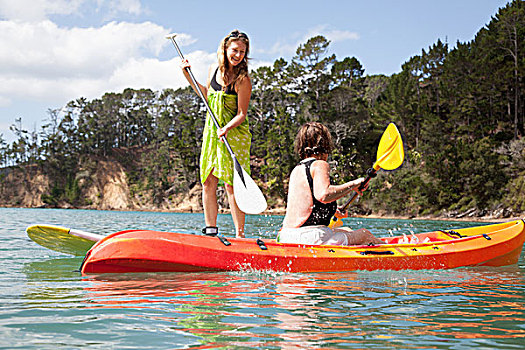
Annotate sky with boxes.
[0,0,511,144]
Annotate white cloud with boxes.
[326,29,360,42]
[103,0,143,17]
[305,25,360,43]
[0,0,84,21]
[264,41,298,58]
[260,25,360,59]
[0,0,144,22]
[168,33,197,47]
[109,51,216,93]
[0,0,214,143]
[0,18,211,107]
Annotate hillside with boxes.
[0,150,286,215]
[1,152,521,222]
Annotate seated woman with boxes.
[279,122,384,246]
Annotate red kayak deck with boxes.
[80,219,525,274]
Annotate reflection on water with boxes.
[2,208,524,349]
[17,267,513,349]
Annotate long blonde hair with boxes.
[217,29,250,91]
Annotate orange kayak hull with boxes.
[80,220,525,274]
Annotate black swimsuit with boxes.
[300,159,338,227]
[210,67,237,95]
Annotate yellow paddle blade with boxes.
[26,224,102,256]
[374,123,404,171]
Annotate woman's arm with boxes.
[180,59,209,98]
[217,76,252,138]
[312,160,365,203]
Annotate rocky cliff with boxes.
[0,158,285,215]
[0,160,203,213]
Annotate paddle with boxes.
[329,123,404,228]
[26,224,103,256]
[166,33,267,215]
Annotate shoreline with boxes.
[4,205,522,223]
[351,214,519,223]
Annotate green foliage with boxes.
[41,183,63,207]
[65,175,81,204]
[505,171,525,212]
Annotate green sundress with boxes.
[200,85,251,186]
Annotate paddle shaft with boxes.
[340,168,376,212]
[340,132,400,211]
[168,36,237,159]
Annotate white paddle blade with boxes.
[233,164,267,214]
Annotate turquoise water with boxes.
[1,207,524,349]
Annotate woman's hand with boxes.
[180,58,191,70]
[352,177,369,196]
[334,208,348,219]
[217,126,229,141]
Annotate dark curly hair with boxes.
[294,122,333,159]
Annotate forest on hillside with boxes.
[1,1,524,217]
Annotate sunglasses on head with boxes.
[228,31,248,40]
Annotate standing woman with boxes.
[180,30,252,238]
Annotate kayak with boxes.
[80,219,525,274]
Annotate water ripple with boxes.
[1,208,523,349]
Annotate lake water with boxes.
[1,207,524,349]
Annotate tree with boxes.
[292,35,336,120]
[9,118,29,164]
[484,0,525,139]
[0,134,7,167]
[250,59,298,198]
